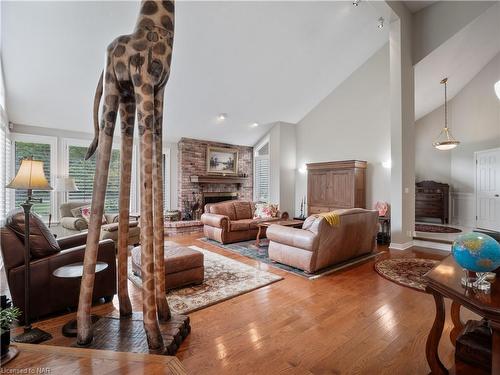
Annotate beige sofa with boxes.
[59,201,140,246]
[267,208,378,273]
[201,200,287,244]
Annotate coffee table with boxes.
[255,219,304,247]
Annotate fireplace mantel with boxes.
[190,175,247,186]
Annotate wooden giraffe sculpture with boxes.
[76,0,176,350]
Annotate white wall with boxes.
[295,44,391,217]
[415,52,500,225]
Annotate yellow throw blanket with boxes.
[315,212,340,226]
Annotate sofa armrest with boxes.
[267,225,318,251]
[201,213,229,229]
[60,216,88,231]
[105,213,119,224]
[57,232,88,249]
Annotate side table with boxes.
[53,262,109,337]
[424,256,500,374]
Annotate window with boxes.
[254,140,270,203]
[13,140,53,219]
[0,108,11,223]
[67,144,122,213]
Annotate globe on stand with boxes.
[451,232,500,292]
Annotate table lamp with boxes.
[6,157,53,343]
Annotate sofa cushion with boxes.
[6,209,61,259]
[209,202,237,220]
[254,203,279,219]
[101,221,139,232]
[230,220,251,232]
[71,205,106,224]
[233,201,253,220]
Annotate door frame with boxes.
[474,147,500,229]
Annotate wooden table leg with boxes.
[490,321,500,375]
[425,290,448,375]
[450,301,463,346]
[255,226,263,247]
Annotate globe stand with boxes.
[460,270,491,293]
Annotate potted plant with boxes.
[1,295,21,357]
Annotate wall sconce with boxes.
[382,160,392,169]
[298,165,307,174]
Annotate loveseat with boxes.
[201,200,287,244]
[267,208,378,273]
[59,201,140,246]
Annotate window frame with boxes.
[10,133,58,221]
[253,136,271,203]
[61,137,138,216]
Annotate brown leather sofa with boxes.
[1,213,116,322]
[201,200,287,244]
[267,208,378,273]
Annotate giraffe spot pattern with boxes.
[114,44,126,57]
[152,42,166,55]
[161,15,173,31]
[132,40,147,51]
[141,1,158,15]
[143,101,154,111]
[141,84,153,95]
[115,61,127,74]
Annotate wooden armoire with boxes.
[307,160,366,215]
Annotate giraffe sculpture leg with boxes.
[152,86,170,321]
[136,82,163,350]
[77,73,119,346]
[117,95,135,317]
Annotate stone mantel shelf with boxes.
[190,175,247,186]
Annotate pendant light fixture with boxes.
[433,78,460,151]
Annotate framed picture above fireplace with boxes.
[207,146,239,175]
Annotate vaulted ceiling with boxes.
[414,1,500,120]
[2,1,390,146]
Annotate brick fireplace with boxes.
[177,138,253,214]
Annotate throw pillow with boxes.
[72,205,106,224]
[254,203,279,219]
[6,209,61,259]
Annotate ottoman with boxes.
[131,244,204,290]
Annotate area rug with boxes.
[415,223,462,233]
[128,246,282,315]
[200,238,382,280]
[374,258,439,292]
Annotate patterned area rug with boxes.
[415,224,462,233]
[128,246,282,315]
[200,238,382,279]
[374,258,439,292]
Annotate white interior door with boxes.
[476,148,500,231]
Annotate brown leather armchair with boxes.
[0,226,116,322]
[267,208,378,273]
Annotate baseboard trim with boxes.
[389,241,414,250]
[413,239,451,252]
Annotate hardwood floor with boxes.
[10,234,473,374]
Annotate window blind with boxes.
[67,145,121,212]
[254,156,270,203]
[0,106,11,222]
[14,141,52,218]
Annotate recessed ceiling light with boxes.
[250,122,259,128]
[378,17,385,29]
[352,0,361,6]
[217,113,227,121]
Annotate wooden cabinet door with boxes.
[308,172,328,206]
[327,170,354,208]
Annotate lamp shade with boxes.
[6,159,52,190]
[55,176,78,192]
